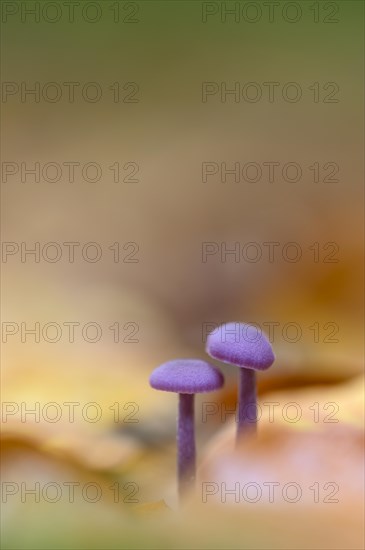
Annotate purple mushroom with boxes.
[150,359,224,499]
[206,322,275,442]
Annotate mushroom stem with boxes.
[237,368,257,441]
[177,393,196,499]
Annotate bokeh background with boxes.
[1,1,364,548]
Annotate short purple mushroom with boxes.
[150,359,224,499]
[206,322,275,442]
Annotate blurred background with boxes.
[1,1,364,548]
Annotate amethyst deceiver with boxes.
[206,322,274,441]
[150,359,224,499]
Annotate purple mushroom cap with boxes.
[206,322,275,371]
[150,359,224,394]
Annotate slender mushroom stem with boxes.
[177,393,195,499]
[237,368,257,442]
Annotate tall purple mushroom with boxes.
[150,359,224,499]
[206,322,274,441]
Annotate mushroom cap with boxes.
[206,322,275,371]
[149,359,224,394]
